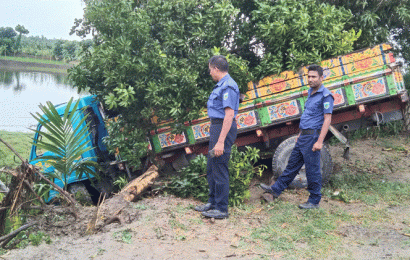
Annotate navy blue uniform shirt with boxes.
[207,74,239,119]
[299,85,334,130]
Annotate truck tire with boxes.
[94,179,114,197]
[68,182,93,205]
[271,135,333,188]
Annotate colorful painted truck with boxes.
[30,44,408,199]
[151,43,407,186]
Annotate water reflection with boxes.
[0,69,85,132]
[0,70,74,93]
[0,71,26,93]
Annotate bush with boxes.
[164,145,266,206]
[29,231,51,246]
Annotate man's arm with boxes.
[213,107,234,157]
[312,113,332,152]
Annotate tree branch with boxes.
[0,222,37,248]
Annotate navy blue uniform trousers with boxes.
[207,120,237,213]
[271,132,322,204]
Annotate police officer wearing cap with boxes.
[194,55,239,219]
[260,64,334,209]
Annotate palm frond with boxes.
[30,97,102,191]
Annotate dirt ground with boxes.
[3,136,410,260]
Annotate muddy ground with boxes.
[3,135,410,260]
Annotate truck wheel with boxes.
[94,179,114,197]
[271,135,333,188]
[68,183,93,205]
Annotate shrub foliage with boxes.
[164,145,266,206]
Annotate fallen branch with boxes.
[0,138,77,207]
[0,222,37,248]
[243,249,277,257]
[1,168,45,207]
[10,176,24,214]
[22,180,45,206]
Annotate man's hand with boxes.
[312,141,323,151]
[213,141,225,157]
[214,107,234,157]
[313,114,332,152]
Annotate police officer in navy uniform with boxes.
[194,55,239,219]
[260,64,334,209]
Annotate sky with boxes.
[1,0,86,41]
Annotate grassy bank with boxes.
[0,130,32,169]
[0,56,74,74]
[8,66,69,74]
[0,56,69,66]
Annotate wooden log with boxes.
[120,165,159,202]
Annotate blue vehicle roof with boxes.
[54,95,98,114]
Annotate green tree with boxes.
[75,39,93,59]
[70,0,251,168]
[0,27,17,55]
[14,24,29,54]
[20,35,59,58]
[0,27,17,39]
[53,40,64,60]
[319,0,410,63]
[70,0,359,168]
[231,0,360,78]
[62,41,78,61]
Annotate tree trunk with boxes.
[120,165,159,202]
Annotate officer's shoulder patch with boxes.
[223,92,229,100]
[324,102,330,109]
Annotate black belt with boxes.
[210,118,236,124]
[300,129,321,135]
[210,118,224,124]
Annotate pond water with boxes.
[0,69,85,132]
